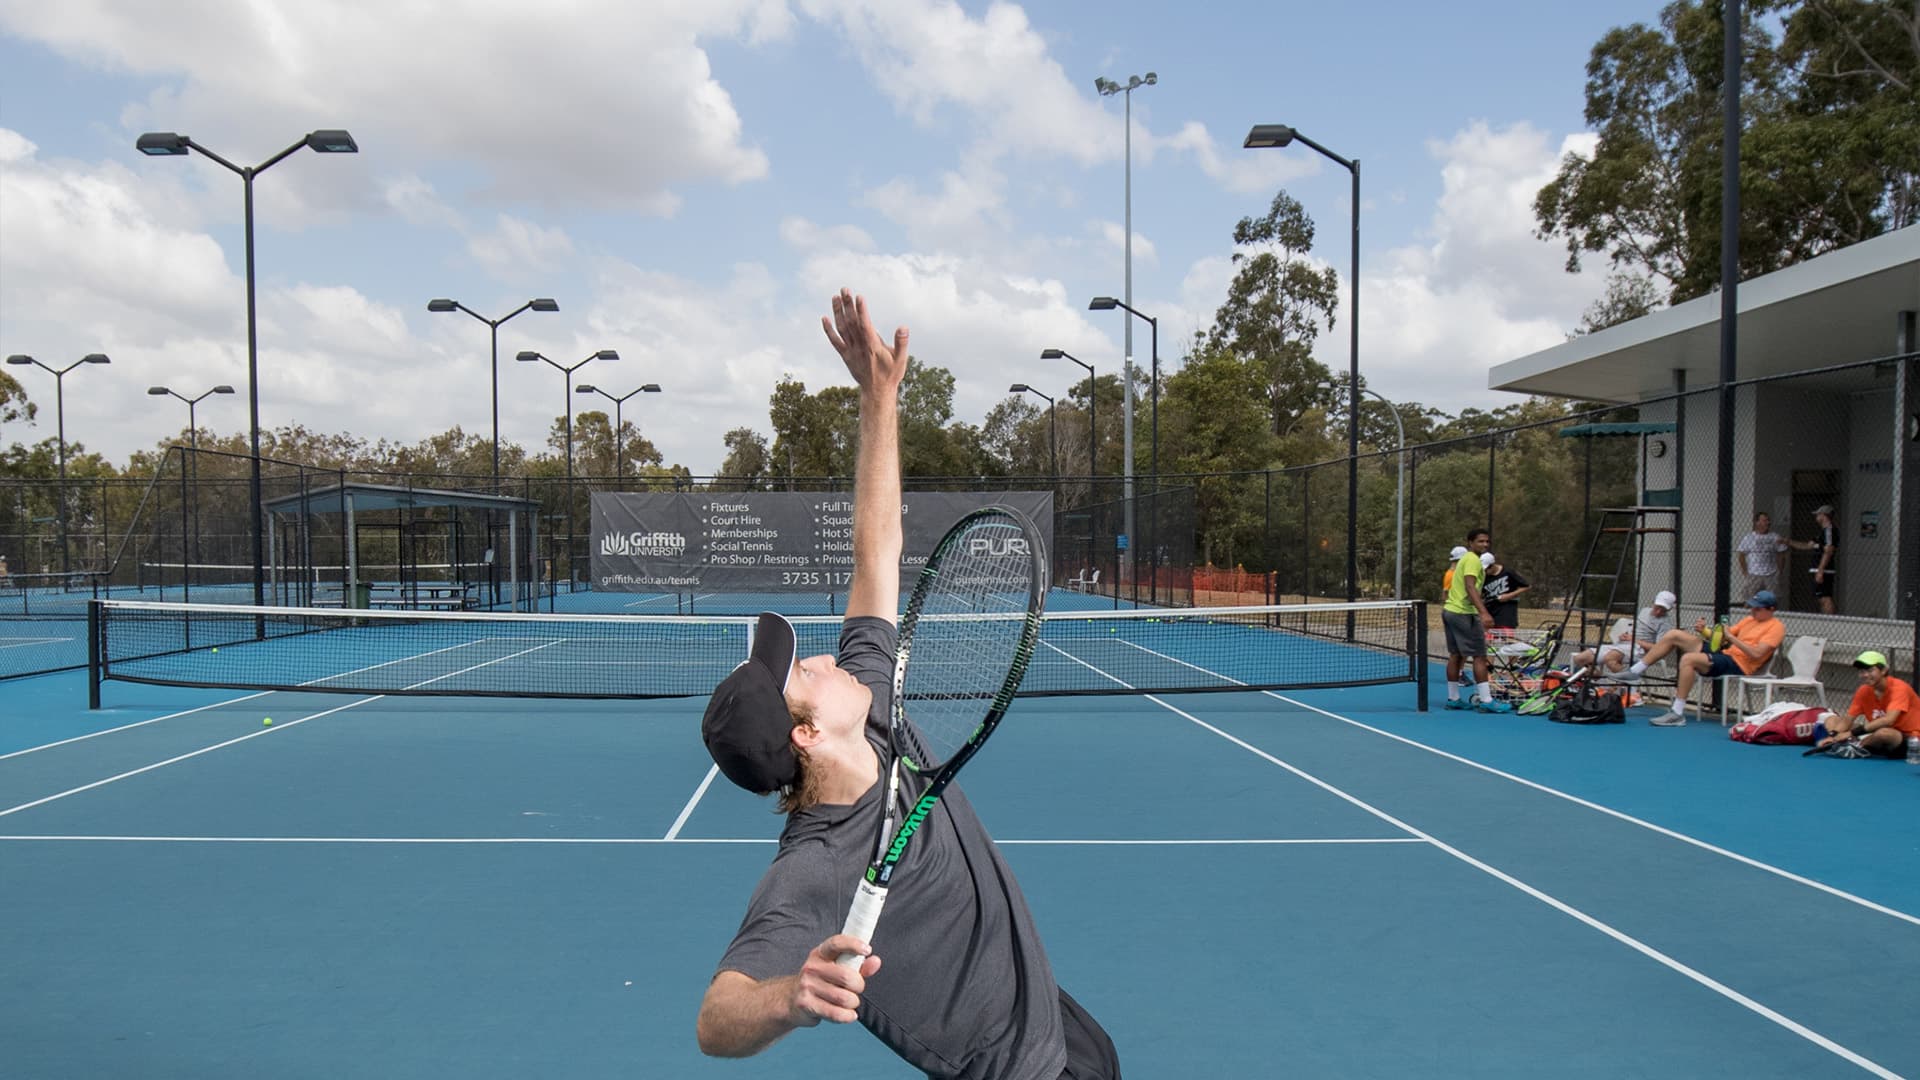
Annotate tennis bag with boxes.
[1550,682,1625,725]
[1728,702,1830,746]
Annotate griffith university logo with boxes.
[602,531,688,558]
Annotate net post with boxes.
[87,598,102,710]
[1411,599,1429,711]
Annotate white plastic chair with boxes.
[1724,636,1829,723]
[1065,568,1089,591]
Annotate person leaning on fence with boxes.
[1442,530,1511,713]
[1789,504,1838,614]
[1623,590,1786,727]
[1736,512,1788,601]
[1811,650,1917,758]
[1571,590,1676,678]
[1480,557,1530,630]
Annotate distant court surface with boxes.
[4,648,1917,1076]
[89,597,1426,702]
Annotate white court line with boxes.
[0,638,569,818]
[664,764,721,840]
[0,691,275,762]
[621,594,679,609]
[0,834,1422,846]
[1117,635,1920,927]
[0,636,69,650]
[1084,636,1905,1078]
[1,633,501,764]
[1266,690,1920,929]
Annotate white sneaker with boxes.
[1650,712,1687,727]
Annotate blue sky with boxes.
[0,0,1659,473]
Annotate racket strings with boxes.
[897,516,1035,769]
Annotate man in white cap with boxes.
[695,289,1119,1079]
[1570,590,1677,678]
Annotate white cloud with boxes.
[0,1,779,212]
[1094,220,1155,265]
[779,216,876,253]
[1146,120,1318,194]
[1311,121,1607,411]
[467,215,577,280]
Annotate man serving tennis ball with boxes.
[695,290,1120,1078]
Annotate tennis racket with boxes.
[835,506,1046,968]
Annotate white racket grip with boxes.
[834,880,888,969]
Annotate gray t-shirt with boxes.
[717,617,1065,1080]
[1631,606,1673,646]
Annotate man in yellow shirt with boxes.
[1626,590,1786,726]
[1442,529,1509,712]
[1812,650,1917,756]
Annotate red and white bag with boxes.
[1728,702,1832,746]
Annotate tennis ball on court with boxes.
[211,647,219,654]
[263,718,273,727]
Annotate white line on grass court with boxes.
[1087,635,1905,1078]
[0,835,1424,845]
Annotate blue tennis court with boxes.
[3,617,1916,1077]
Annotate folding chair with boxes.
[1723,636,1829,725]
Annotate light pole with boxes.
[149,383,234,597]
[1246,123,1360,604]
[1327,381,1405,599]
[1087,298,1158,487]
[7,354,110,578]
[518,349,616,585]
[575,382,662,480]
[1040,348,1094,488]
[136,128,359,608]
[1094,70,1157,575]
[146,384,236,452]
[427,297,559,486]
[1009,384,1058,477]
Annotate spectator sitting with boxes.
[1624,590,1786,727]
[1811,650,1916,757]
[1571,590,1676,678]
[1480,557,1530,630]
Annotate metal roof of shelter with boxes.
[1489,227,1919,402]
[263,482,538,516]
[1557,422,1676,438]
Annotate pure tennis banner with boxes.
[589,491,1054,593]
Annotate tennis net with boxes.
[88,598,1428,706]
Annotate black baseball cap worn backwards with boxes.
[701,612,800,794]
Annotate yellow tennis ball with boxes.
[211,647,219,654]
[262,718,273,726]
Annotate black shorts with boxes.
[1058,987,1121,1080]
[1811,572,1835,599]
[1704,651,1742,678]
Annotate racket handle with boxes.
[835,880,888,969]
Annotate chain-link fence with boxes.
[6,352,1915,688]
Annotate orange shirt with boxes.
[1723,616,1785,676]
[1848,676,1919,736]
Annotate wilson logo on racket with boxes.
[884,792,942,864]
[966,536,1032,558]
